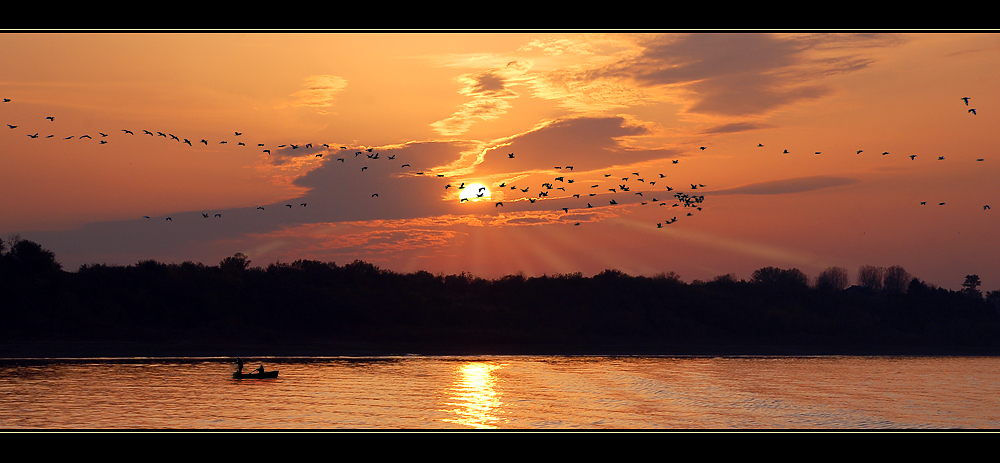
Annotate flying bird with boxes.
[45,116,54,121]
[496,202,503,207]
[962,97,970,105]
[508,153,515,158]
[969,108,977,115]
[122,130,134,135]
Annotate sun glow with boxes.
[458,183,491,203]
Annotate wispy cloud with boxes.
[287,75,348,112]
[430,61,532,136]
[709,176,860,196]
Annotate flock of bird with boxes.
[1,94,991,231]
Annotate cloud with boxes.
[709,176,860,196]
[518,37,597,56]
[701,121,773,134]
[575,33,901,117]
[430,60,533,136]
[287,75,347,110]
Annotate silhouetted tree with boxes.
[883,265,912,294]
[750,266,808,289]
[220,252,251,272]
[857,265,884,292]
[962,274,983,298]
[816,266,849,292]
[710,273,740,285]
[6,237,62,274]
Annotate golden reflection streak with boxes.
[441,362,505,429]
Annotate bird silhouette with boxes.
[27,133,38,138]
[215,213,222,217]
[7,124,16,129]
[257,207,265,210]
[202,213,209,218]
[165,217,172,221]
[45,116,54,121]
[962,97,970,105]
[122,130,134,135]
[496,202,503,207]
[508,153,515,158]
[301,203,307,207]
[969,108,977,115]
[910,155,916,160]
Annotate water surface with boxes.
[1,356,996,429]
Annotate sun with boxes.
[459,183,491,203]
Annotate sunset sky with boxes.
[2,31,998,290]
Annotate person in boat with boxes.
[236,357,244,374]
[255,364,265,374]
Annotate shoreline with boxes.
[3,340,997,362]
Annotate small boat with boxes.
[233,370,278,379]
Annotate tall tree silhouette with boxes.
[962,274,983,298]
[857,265,884,292]
[883,265,912,294]
[816,266,849,292]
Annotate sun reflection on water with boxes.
[441,361,505,429]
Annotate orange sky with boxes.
[2,31,998,290]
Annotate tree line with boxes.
[3,236,1000,356]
